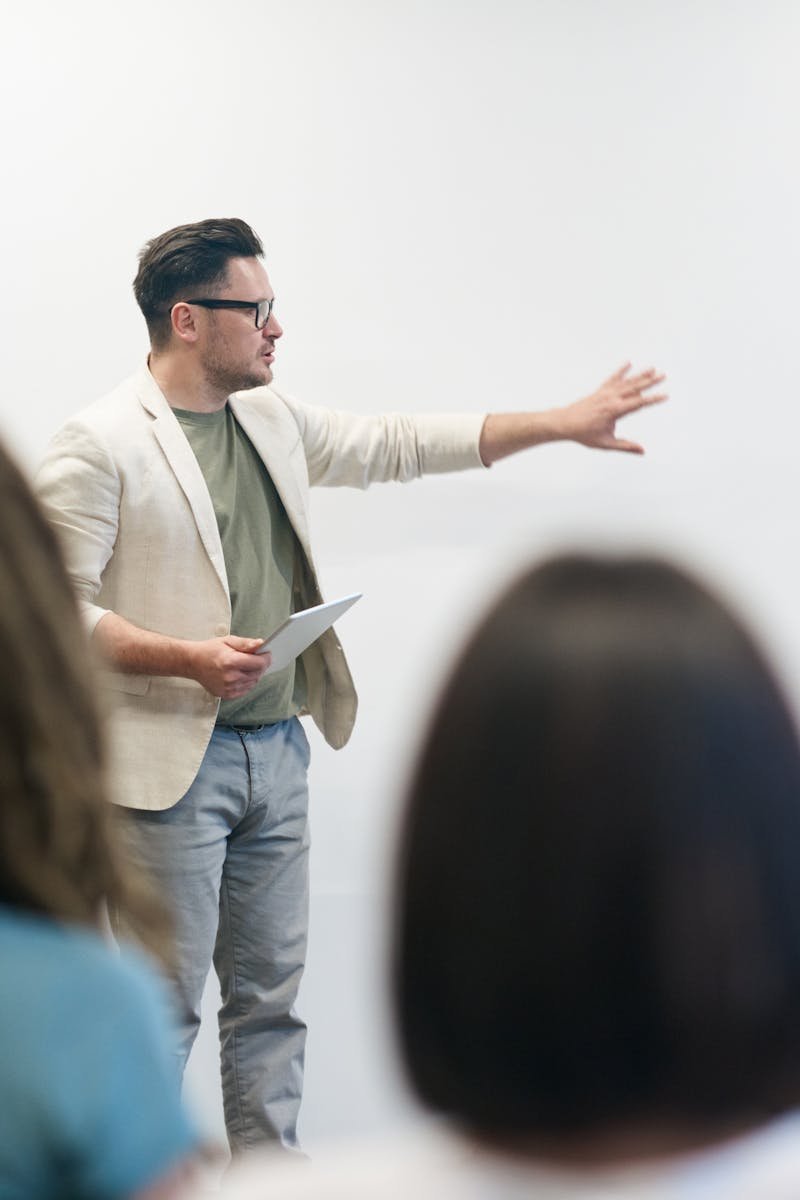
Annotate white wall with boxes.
[3,0,800,1153]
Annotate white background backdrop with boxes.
[3,0,800,1154]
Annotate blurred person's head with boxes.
[0,440,168,962]
[394,555,800,1160]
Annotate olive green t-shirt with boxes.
[174,405,306,726]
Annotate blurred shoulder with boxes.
[0,906,164,1017]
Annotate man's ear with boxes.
[170,302,199,344]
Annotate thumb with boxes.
[609,438,644,455]
[224,635,266,653]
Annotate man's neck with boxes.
[148,351,228,413]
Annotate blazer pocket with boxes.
[101,670,151,696]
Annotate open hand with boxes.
[561,363,667,454]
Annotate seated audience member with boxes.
[221,554,800,1198]
[0,441,199,1199]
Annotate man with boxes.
[36,218,666,1156]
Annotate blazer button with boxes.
[215,624,228,636]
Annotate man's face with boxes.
[199,256,283,394]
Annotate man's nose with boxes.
[263,312,283,339]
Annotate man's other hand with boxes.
[187,636,271,699]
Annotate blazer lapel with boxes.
[135,367,229,598]
[229,391,311,558]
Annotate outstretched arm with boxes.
[479,364,667,466]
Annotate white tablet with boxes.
[256,593,362,672]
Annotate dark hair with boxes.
[394,555,800,1140]
[133,217,264,350]
[0,440,170,964]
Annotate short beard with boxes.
[204,358,268,396]
[201,328,270,396]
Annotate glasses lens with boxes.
[256,299,273,329]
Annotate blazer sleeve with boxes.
[275,391,488,489]
[35,420,120,635]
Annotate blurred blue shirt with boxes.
[0,904,198,1199]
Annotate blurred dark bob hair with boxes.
[393,555,800,1140]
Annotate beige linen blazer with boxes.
[36,365,485,810]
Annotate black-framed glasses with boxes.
[184,297,275,330]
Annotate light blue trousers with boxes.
[116,718,311,1154]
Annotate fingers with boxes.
[600,364,667,415]
[218,643,271,697]
[619,369,665,394]
[616,365,667,417]
[609,438,644,455]
[603,362,631,385]
[636,391,668,406]
[236,661,268,681]
[219,659,271,699]
[619,391,669,417]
